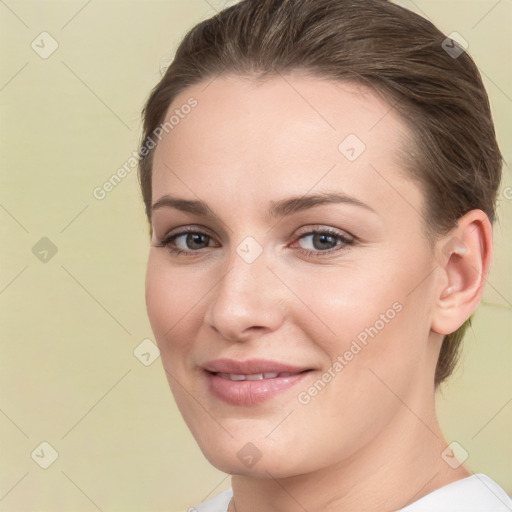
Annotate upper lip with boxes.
[202,358,312,375]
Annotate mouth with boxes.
[201,359,314,406]
[213,371,303,381]
[202,358,312,375]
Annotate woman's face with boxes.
[145,74,444,477]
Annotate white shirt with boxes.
[192,474,512,511]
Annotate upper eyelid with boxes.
[161,225,217,242]
[161,224,352,238]
[297,227,353,239]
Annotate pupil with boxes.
[187,233,208,249]
[314,233,336,250]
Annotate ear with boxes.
[431,209,493,336]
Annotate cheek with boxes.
[288,254,432,377]
[145,254,197,354]
[288,260,400,342]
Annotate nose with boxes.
[204,247,286,342]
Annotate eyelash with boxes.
[156,226,354,258]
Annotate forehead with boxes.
[151,73,418,220]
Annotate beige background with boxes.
[0,1,510,511]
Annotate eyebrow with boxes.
[151,192,377,219]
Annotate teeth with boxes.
[247,373,264,380]
[218,372,283,381]
[227,374,246,381]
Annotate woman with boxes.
[138,0,511,510]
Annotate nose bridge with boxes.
[205,244,284,340]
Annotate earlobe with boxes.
[431,209,493,336]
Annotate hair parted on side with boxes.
[138,0,503,386]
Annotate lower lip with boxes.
[205,371,311,406]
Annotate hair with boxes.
[138,0,502,386]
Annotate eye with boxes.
[156,225,354,258]
[157,227,218,256]
[292,227,354,257]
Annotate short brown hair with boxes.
[138,0,502,386]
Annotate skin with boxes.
[145,73,492,512]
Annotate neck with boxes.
[228,389,470,512]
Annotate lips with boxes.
[202,358,313,406]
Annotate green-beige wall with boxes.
[1,1,510,510]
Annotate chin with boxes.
[193,432,312,479]
[204,450,298,479]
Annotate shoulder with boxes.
[191,489,233,512]
[398,474,512,512]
